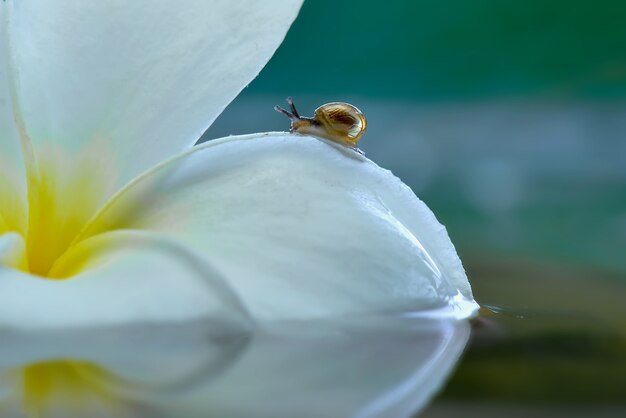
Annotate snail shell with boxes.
[312,102,367,147]
[275,98,367,150]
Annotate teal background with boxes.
[256,0,626,99]
[206,0,626,277]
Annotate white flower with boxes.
[0,0,478,332]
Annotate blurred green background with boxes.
[203,0,626,412]
[254,0,626,100]
[206,0,626,276]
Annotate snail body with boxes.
[275,98,367,150]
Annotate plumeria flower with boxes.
[0,0,477,329]
[0,0,480,416]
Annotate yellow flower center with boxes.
[0,144,117,278]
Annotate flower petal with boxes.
[0,3,21,170]
[0,232,26,271]
[0,230,251,331]
[5,0,303,189]
[81,133,478,320]
[0,5,27,231]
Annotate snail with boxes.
[275,97,367,152]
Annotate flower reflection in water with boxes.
[21,361,118,417]
[1,317,469,418]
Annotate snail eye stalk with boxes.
[286,96,300,118]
